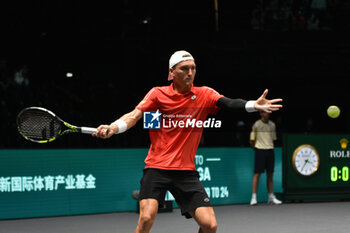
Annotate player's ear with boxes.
[169,67,176,80]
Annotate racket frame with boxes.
[17,107,96,143]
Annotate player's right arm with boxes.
[92,108,143,139]
[93,87,157,139]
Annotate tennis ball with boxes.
[327,105,340,118]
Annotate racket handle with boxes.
[81,127,97,134]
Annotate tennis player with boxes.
[93,50,283,233]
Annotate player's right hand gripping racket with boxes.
[17,107,97,143]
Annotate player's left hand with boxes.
[254,89,283,113]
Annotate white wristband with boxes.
[111,119,127,134]
[245,100,257,112]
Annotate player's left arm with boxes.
[217,89,282,113]
[216,97,247,111]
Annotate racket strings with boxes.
[17,109,62,140]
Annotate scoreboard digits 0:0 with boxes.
[330,166,349,182]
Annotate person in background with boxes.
[249,111,282,205]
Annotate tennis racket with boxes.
[17,107,97,143]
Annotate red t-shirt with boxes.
[136,83,223,170]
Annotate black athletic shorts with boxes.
[254,148,275,174]
[139,168,212,219]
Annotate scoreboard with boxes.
[283,134,350,200]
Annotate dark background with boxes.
[1,0,349,149]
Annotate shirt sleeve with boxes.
[250,123,257,141]
[136,88,158,112]
[203,86,224,115]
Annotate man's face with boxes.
[170,60,196,89]
[260,111,270,121]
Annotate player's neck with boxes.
[173,82,192,94]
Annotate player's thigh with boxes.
[139,168,169,207]
[138,199,159,221]
[189,206,217,229]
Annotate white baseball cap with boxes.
[168,50,194,81]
